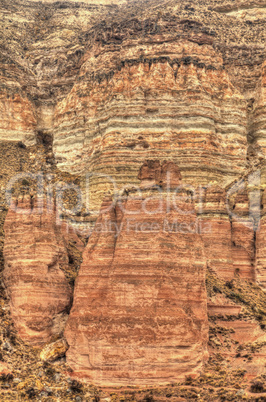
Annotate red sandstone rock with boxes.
[231,189,255,281]
[3,196,72,345]
[0,91,37,146]
[137,160,162,188]
[65,162,208,386]
[138,160,182,189]
[198,185,255,281]
[199,186,234,281]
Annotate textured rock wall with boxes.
[199,185,256,281]
[3,195,72,345]
[199,186,234,281]
[65,163,208,385]
[0,0,266,392]
[0,92,36,145]
[252,61,266,161]
[0,0,121,145]
[53,40,248,210]
[256,188,266,289]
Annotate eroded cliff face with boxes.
[65,163,209,385]
[0,0,266,399]
[53,40,248,210]
[63,160,266,384]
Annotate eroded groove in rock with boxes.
[65,162,208,386]
[256,189,266,289]
[3,195,72,345]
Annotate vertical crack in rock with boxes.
[256,188,266,289]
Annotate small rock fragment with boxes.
[40,339,68,362]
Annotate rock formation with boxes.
[198,185,256,281]
[3,195,72,345]
[256,188,266,289]
[0,0,266,398]
[1,0,265,211]
[65,162,209,385]
[0,92,36,145]
[53,40,248,210]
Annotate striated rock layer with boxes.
[3,195,72,345]
[198,185,256,282]
[53,40,248,209]
[256,188,266,289]
[65,162,209,385]
[0,92,36,146]
[0,0,266,393]
[3,0,265,209]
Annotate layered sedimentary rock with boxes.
[65,162,208,385]
[3,195,72,345]
[0,0,266,394]
[252,61,266,162]
[231,188,256,281]
[53,39,248,210]
[198,183,256,281]
[213,1,266,21]
[0,92,36,145]
[0,0,124,147]
[0,1,37,145]
[198,186,233,280]
[0,0,265,151]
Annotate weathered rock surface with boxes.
[252,61,266,161]
[3,195,72,345]
[1,0,265,209]
[53,40,248,210]
[256,188,266,289]
[0,0,266,396]
[40,338,68,362]
[0,92,36,145]
[65,162,208,385]
[199,185,256,281]
[0,361,13,380]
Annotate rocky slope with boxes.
[0,0,266,400]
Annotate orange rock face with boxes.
[198,185,256,282]
[65,162,208,386]
[199,186,233,281]
[3,196,72,345]
[0,92,36,145]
